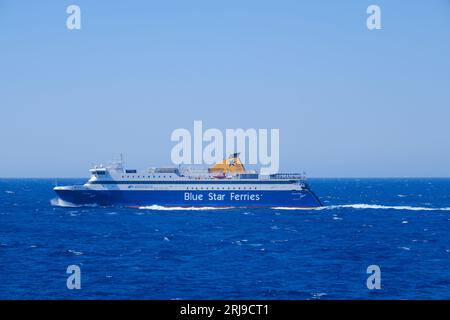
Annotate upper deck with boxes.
[86,154,307,186]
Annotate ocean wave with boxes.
[311,292,328,299]
[137,205,233,211]
[67,249,84,256]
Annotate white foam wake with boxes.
[319,204,450,211]
[138,205,233,211]
[50,200,450,212]
[50,198,81,207]
[271,207,319,211]
[50,198,99,208]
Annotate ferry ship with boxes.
[53,154,322,208]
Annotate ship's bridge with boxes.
[87,164,120,184]
[88,167,109,185]
[89,168,107,176]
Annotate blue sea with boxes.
[0,178,449,300]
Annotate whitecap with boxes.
[67,249,84,256]
[68,210,80,217]
[4,190,15,194]
[398,247,411,251]
[249,243,263,247]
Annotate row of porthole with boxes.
[122,176,168,179]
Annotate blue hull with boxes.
[54,189,322,208]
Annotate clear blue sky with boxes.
[1,0,449,178]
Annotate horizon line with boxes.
[2,176,450,179]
